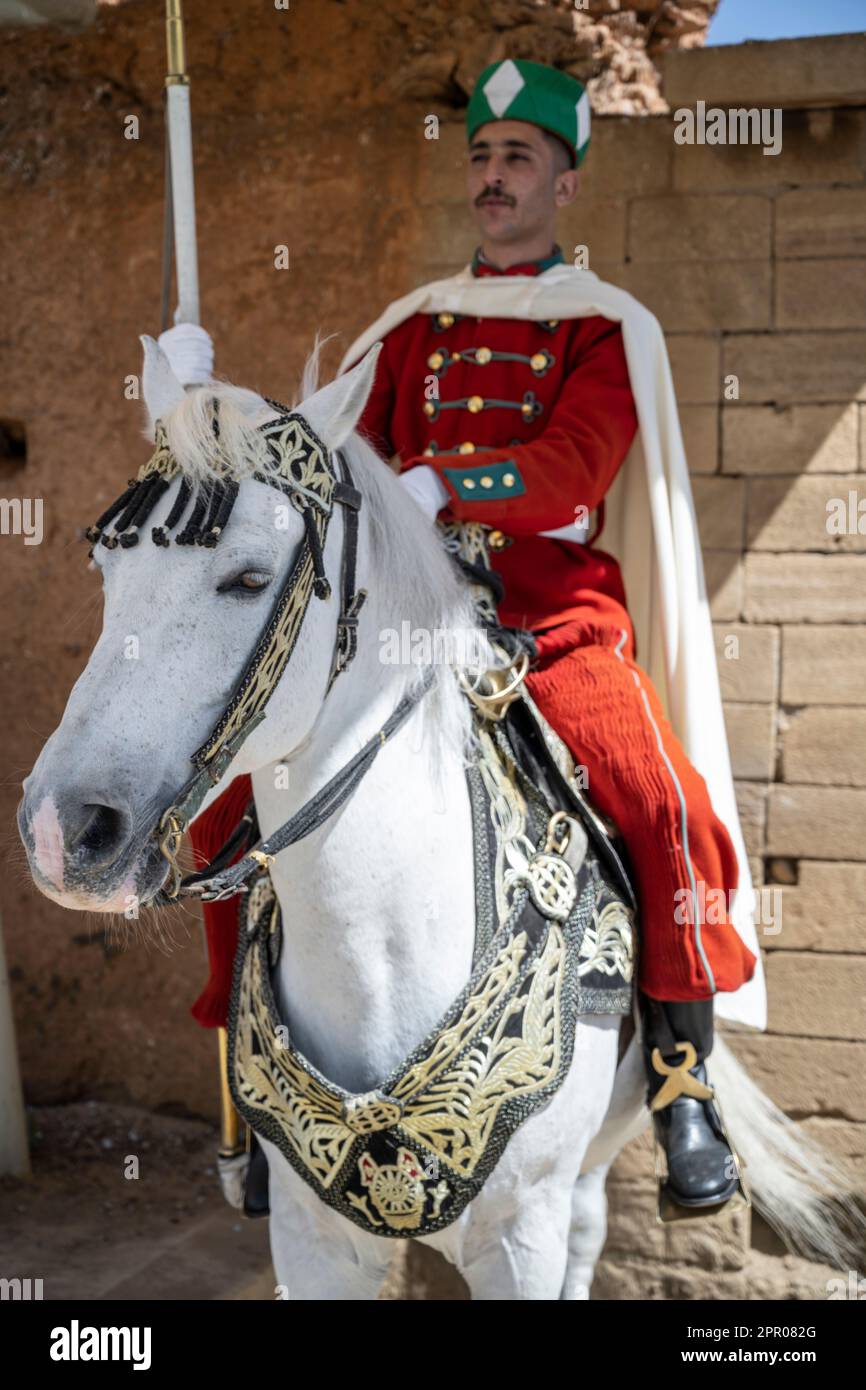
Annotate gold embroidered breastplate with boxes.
[226,709,634,1238]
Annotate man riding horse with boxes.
[162,59,764,1214]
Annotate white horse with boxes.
[18,340,856,1300]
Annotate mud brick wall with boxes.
[1,2,863,1298]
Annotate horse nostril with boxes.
[73,804,127,857]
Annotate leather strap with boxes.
[325,450,367,695]
[177,667,436,901]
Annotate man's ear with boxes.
[298,343,383,452]
[139,334,186,442]
[554,169,579,209]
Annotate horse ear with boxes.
[298,342,383,452]
[139,334,187,442]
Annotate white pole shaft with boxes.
[0,912,29,1176]
[166,82,200,327]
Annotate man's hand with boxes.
[398,465,449,523]
[158,323,214,386]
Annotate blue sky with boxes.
[707,0,866,45]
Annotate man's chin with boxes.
[475,205,519,232]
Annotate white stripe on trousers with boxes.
[613,628,716,994]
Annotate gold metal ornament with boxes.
[157,810,185,899]
[649,1041,715,1112]
[341,1091,405,1135]
[456,649,530,722]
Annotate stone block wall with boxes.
[582,39,866,1297]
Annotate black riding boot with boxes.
[640,995,739,1208]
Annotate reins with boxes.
[176,668,436,903]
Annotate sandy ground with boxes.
[0,1102,848,1302]
[0,1101,463,1300]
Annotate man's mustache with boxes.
[476,188,516,206]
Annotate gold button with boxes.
[488,529,510,550]
[503,472,516,487]
[467,395,484,414]
[480,475,494,488]
[428,350,445,370]
[438,312,455,329]
[530,352,547,371]
[521,402,533,417]
[458,441,475,454]
[462,477,476,489]
[549,319,559,328]
[475,346,492,365]
[451,351,461,361]
[423,447,434,457]
[423,401,436,417]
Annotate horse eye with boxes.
[220,570,272,594]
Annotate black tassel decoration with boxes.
[152,476,192,545]
[175,483,209,546]
[117,475,170,548]
[196,481,224,546]
[86,478,140,544]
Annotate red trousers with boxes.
[526,616,757,1001]
[188,613,757,1027]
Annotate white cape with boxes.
[339,264,766,1030]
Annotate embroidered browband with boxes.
[85,400,334,577]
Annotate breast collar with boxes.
[226,703,635,1240]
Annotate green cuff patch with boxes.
[442,460,526,502]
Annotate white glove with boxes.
[398,465,450,523]
[157,322,214,386]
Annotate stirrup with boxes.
[649,1043,751,1225]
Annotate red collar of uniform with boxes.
[471,245,565,278]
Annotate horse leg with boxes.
[458,1188,575,1300]
[560,1161,613,1299]
[262,1140,395,1301]
[447,1015,621,1301]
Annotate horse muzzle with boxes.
[17,787,168,912]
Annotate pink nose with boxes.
[30,796,65,890]
[27,791,133,885]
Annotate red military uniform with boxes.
[354,245,757,1004]
[188,245,756,1027]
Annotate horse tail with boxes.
[708,1036,864,1268]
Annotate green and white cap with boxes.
[467,58,591,168]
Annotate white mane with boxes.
[147,367,504,770]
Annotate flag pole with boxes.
[162,4,245,1180]
[164,0,200,327]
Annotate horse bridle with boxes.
[86,397,432,906]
